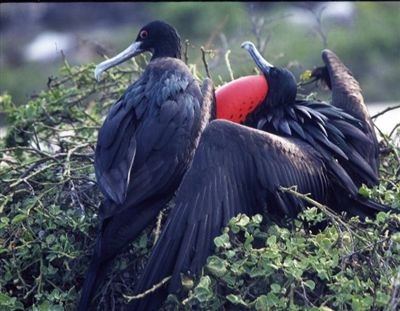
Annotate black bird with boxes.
[127,43,396,310]
[78,21,214,311]
[219,42,379,189]
[308,50,379,177]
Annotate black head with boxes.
[241,41,297,107]
[95,20,181,80]
[264,67,297,107]
[134,20,181,60]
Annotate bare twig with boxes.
[389,123,400,139]
[183,39,190,65]
[123,276,171,301]
[307,5,329,48]
[153,208,166,244]
[224,50,235,81]
[201,46,212,79]
[371,104,400,120]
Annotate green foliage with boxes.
[168,207,400,310]
[1,54,400,311]
[0,59,150,310]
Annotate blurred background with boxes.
[1,2,399,134]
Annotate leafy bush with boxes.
[1,57,399,311]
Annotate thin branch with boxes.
[183,39,190,65]
[224,50,235,81]
[123,276,171,301]
[371,104,400,120]
[389,123,400,139]
[201,46,212,79]
[153,208,166,244]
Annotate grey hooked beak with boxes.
[94,41,144,81]
[241,41,274,74]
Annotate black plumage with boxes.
[311,49,379,177]
[78,21,214,311]
[242,42,379,189]
[127,43,396,310]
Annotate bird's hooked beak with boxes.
[241,41,274,74]
[94,41,144,81]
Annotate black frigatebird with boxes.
[127,43,396,310]
[219,42,379,189]
[308,50,379,177]
[78,21,214,311]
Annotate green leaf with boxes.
[304,280,315,290]
[358,185,371,198]
[206,256,227,277]
[270,283,281,293]
[300,70,312,82]
[254,295,269,311]
[226,294,248,307]
[214,232,231,249]
[267,235,277,246]
[11,213,28,224]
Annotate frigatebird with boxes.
[127,43,395,310]
[308,51,379,178]
[78,21,214,311]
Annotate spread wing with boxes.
[321,49,379,175]
[128,120,338,311]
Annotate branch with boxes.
[224,50,235,81]
[371,104,400,120]
[123,276,171,301]
[201,46,212,79]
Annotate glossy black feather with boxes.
[319,49,379,176]
[127,119,391,311]
[127,47,392,310]
[127,120,331,310]
[79,23,215,310]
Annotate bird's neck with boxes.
[152,41,181,60]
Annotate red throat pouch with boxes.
[215,75,269,123]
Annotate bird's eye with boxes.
[139,30,148,39]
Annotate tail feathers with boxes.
[347,194,399,219]
[77,249,112,311]
[77,198,168,311]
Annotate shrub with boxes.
[1,57,399,311]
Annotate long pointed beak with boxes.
[241,41,274,74]
[94,41,143,81]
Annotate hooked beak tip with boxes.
[241,41,253,50]
[94,67,102,82]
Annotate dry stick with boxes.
[371,104,400,120]
[224,50,235,81]
[123,276,171,301]
[389,122,400,139]
[201,47,212,79]
[63,143,92,178]
[373,122,400,164]
[9,162,59,188]
[183,39,190,65]
[279,186,371,245]
[153,208,166,244]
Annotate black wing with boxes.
[79,62,214,311]
[321,49,379,175]
[128,120,336,310]
[95,60,207,207]
[95,83,141,205]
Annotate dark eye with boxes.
[139,30,148,39]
